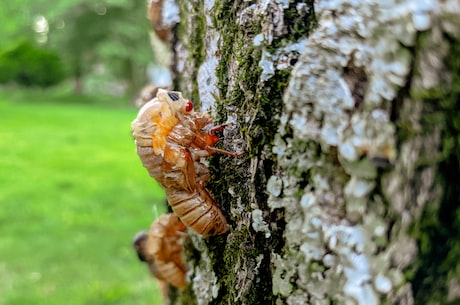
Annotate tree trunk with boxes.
[74,65,83,94]
[147,0,460,304]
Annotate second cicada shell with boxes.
[132,89,241,236]
[133,214,187,288]
[147,0,170,42]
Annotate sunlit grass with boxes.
[0,91,166,305]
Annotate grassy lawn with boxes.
[0,90,165,305]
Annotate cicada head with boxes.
[132,95,180,155]
[132,231,149,262]
[157,89,194,115]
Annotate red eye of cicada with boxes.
[185,101,193,112]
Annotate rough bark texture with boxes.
[145,0,460,304]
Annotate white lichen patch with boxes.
[268,0,448,304]
[259,51,276,81]
[175,41,194,95]
[267,175,283,197]
[251,209,271,238]
[240,0,309,81]
[239,0,287,44]
[258,39,308,81]
[192,269,219,305]
[189,233,220,305]
[374,273,393,294]
[197,33,220,112]
[271,253,295,296]
[203,0,215,26]
[161,0,180,28]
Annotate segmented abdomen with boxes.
[148,214,186,288]
[165,188,228,236]
[154,261,185,288]
[135,143,164,179]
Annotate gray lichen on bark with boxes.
[155,0,460,304]
[268,1,460,305]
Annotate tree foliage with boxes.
[1,0,153,95]
[0,41,65,87]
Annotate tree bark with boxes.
[147,0,460,304]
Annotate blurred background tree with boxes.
[0,41,65,87]
[0,0,153,97]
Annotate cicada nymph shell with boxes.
[133,214,187,288]
[147,0,177,42]
[132,89,241,236]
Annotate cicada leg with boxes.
[208,122,233,134]
[205,123,244,157]
[207,146,244,157]
[205,123,231,147]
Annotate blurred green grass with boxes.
[0,90,165,305]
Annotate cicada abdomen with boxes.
[165,188,228,236]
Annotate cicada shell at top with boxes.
[132,89,241,236]
[147,0,174,42]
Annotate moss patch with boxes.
[175,0,206,103]
[204,1,317,304]
[410,34,460,305]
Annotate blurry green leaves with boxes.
[56,0,153,93]
[1,0,153,94]
[0,41,66,87]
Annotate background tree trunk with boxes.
[148,0,460,304]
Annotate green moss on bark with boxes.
[175,0,206,103]
[205,1,316,304]
[411,35,460,305]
